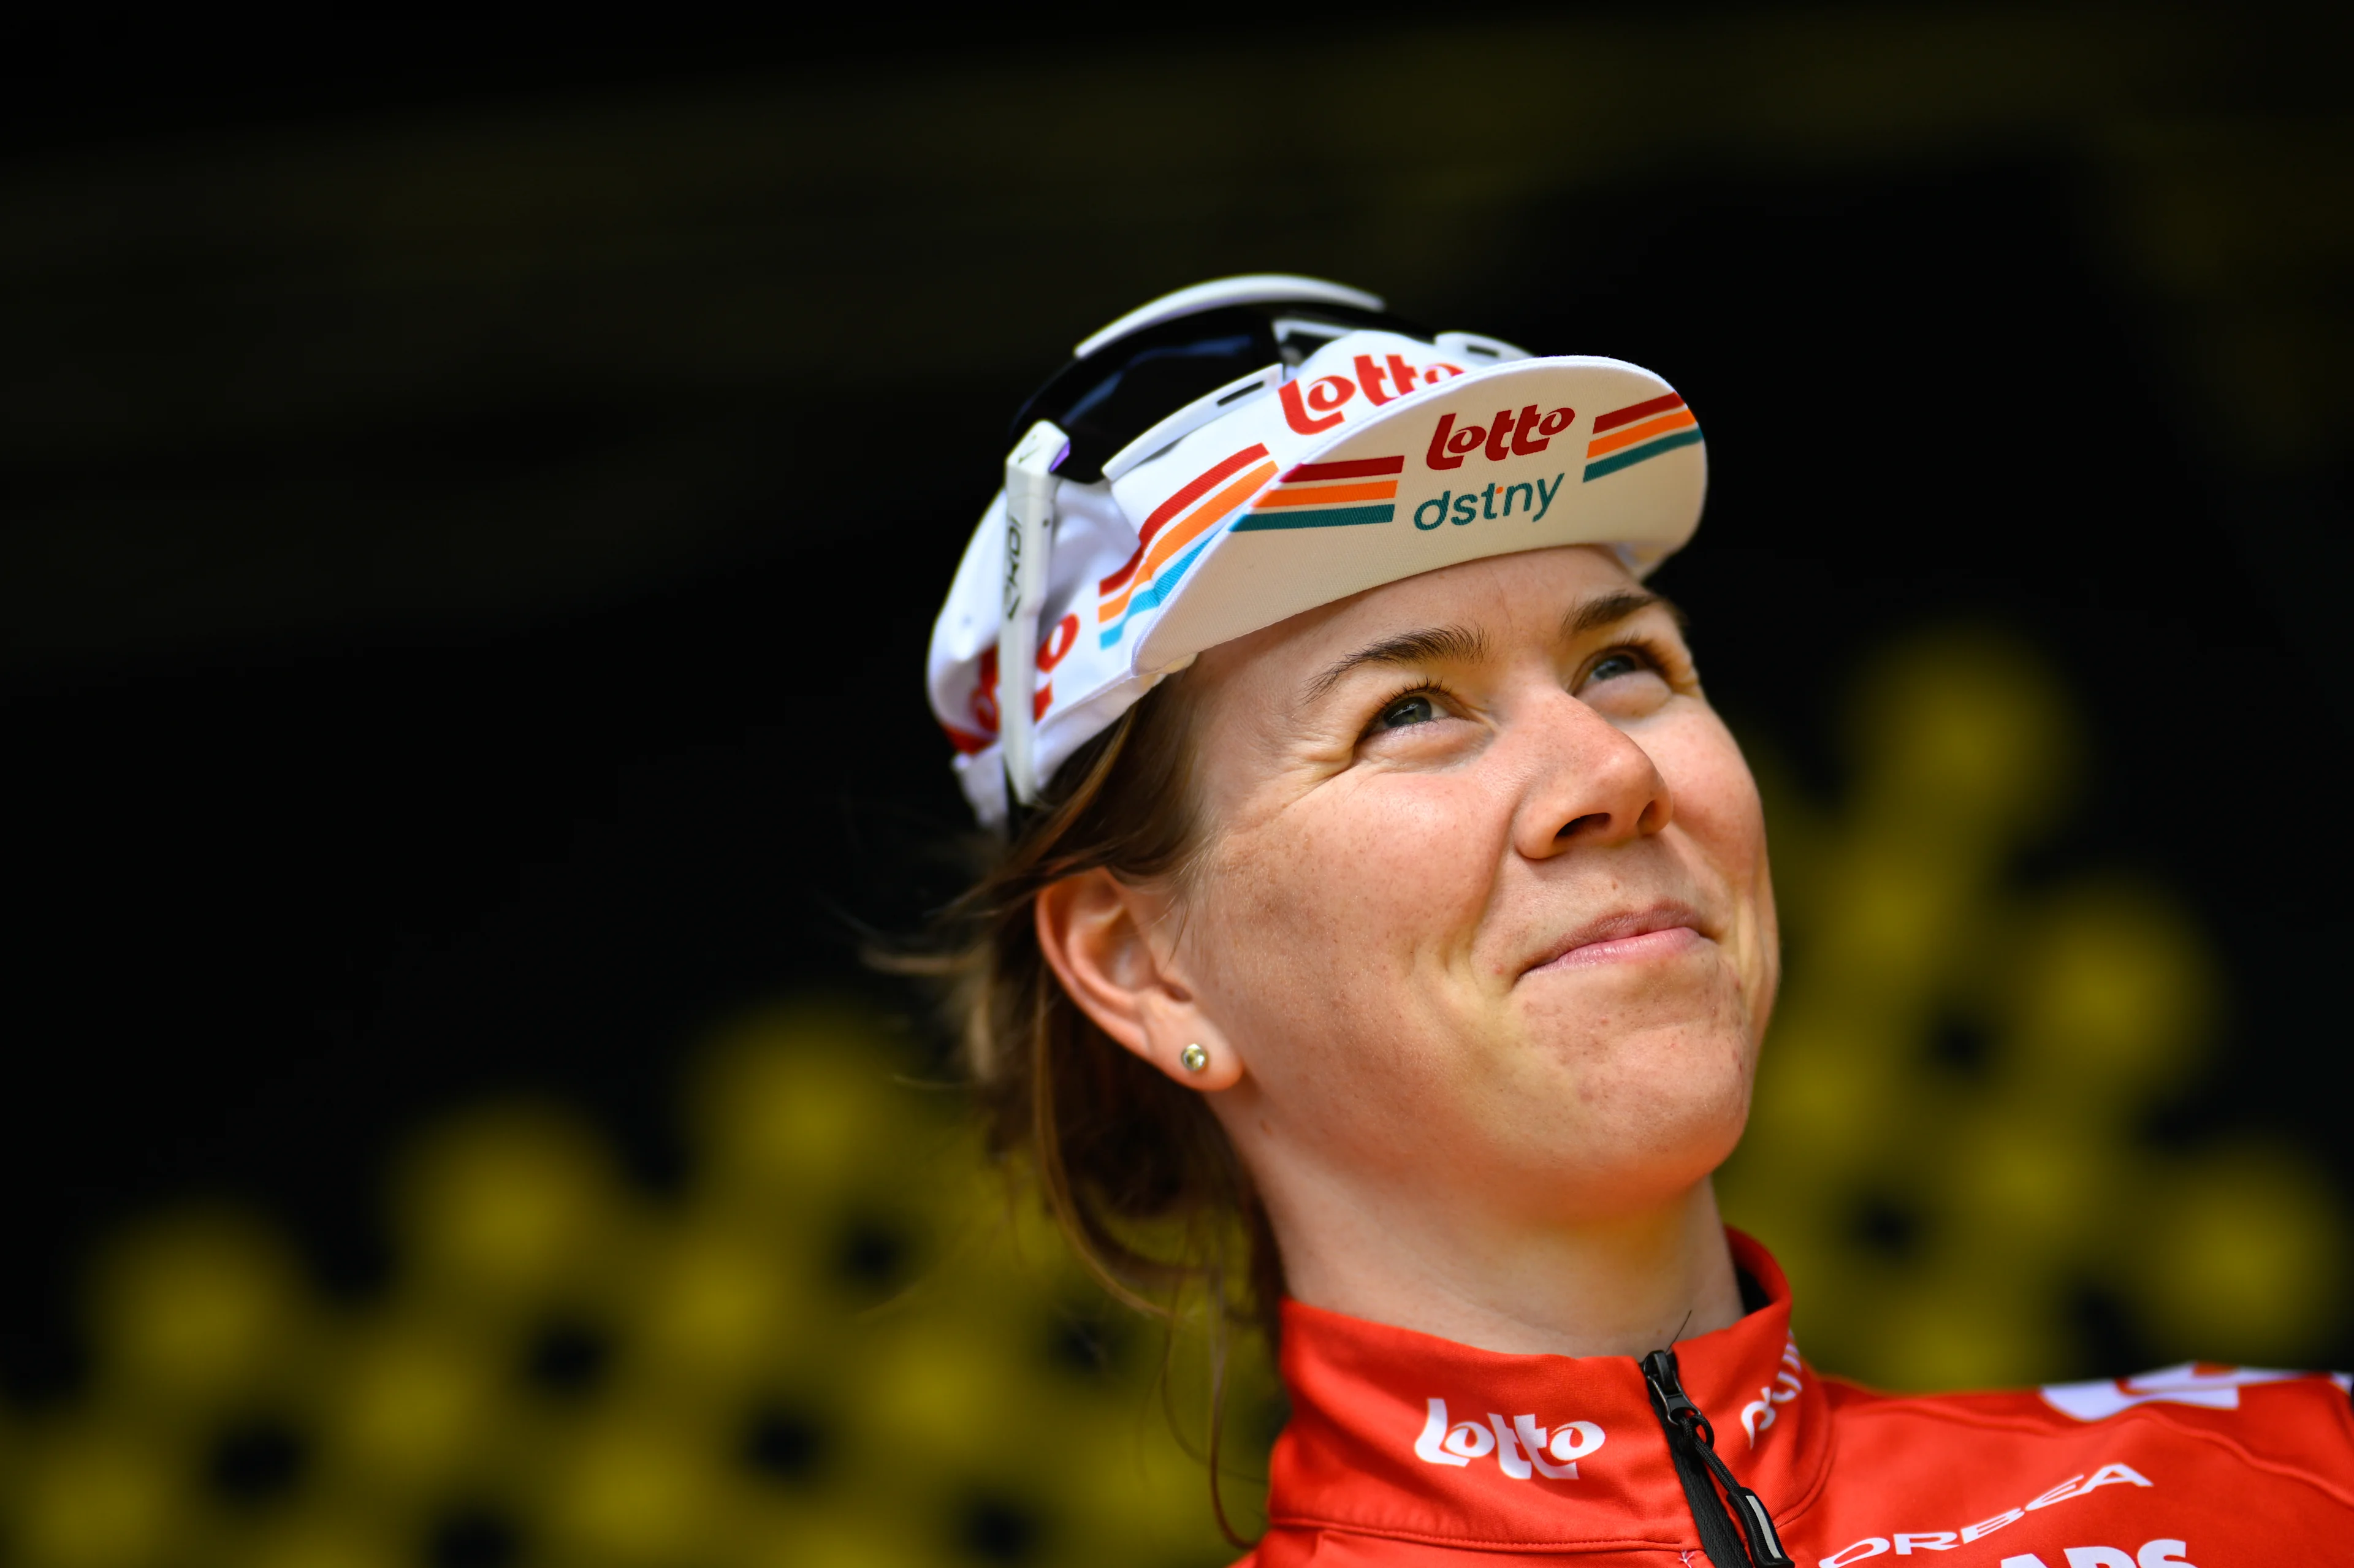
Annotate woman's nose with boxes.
[1510,690,1675,859]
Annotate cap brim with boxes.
[1137,356,1703,669]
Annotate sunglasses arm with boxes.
[997,420,1069,809]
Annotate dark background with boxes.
[6,7,2352,1404]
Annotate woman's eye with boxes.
[1585,651,1649,685]
[1373,693,1439,731]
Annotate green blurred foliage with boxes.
[1720,626,2349,1389]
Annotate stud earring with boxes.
[1180,1043,1209,1074]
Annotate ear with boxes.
[1033,869,1244,1091]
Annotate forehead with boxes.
[1194,544,1644,695]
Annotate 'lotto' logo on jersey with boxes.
[1414,1397,1605,1479]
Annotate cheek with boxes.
[1195,775,1508,1011]
[1653,714,1768,886]
[1653,717,1779,1009]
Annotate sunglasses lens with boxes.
[1042,326,1273,480]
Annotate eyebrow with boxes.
[1565,588,1683,637]
[1301,623,1488,706]
[1300,588,1687,709]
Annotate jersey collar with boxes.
[1265,1230,1830,1553]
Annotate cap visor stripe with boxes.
[1102,441,1273,596]
[1142,443,1272,536]
[1582,428,1702,481]
[1098,531,1216,647]
[1233,503,1396,531]
[1098,460,1278,622]
[1585,407,1697,459]
[1253,480,1399,508]
[1281,455,1406,482]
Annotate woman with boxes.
[923,277,2352,1567]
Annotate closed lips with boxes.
[1523,903,1710,974]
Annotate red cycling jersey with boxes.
[1240,1231,2353,1567]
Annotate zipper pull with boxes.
[1643,1347,1708,1431]
[1641,1349,1794,1568]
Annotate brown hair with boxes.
[901,674,1279,1543]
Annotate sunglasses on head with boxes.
[1007,300,1436,484]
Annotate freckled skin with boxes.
[1038,545,1780,1355]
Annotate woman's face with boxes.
[1156,544,1778,1227]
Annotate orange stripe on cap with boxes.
[1254,480,1400,508]
[1100,443,1270,596]
[1585,407,1696,459]
[1098,461,1278,622]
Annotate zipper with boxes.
[1640,1347,1794,1568]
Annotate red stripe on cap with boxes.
[1281,455,1406,482]
[1102,443,1271,596]
[1144,444,1271,538]
[1593,392,1685,433]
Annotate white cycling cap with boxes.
[926,276,1707,826]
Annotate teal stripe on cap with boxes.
[1231,503,1396,531]
[1582,428,1702,482]
[1097,531,1216,649]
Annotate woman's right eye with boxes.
[1373,693,1439,731]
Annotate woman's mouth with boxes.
[1525,904,1710,973]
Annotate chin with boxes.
[1518,956,1759,1068]
[1518,1013,1759,1200]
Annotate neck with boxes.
[1259,1171,1745,1359]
